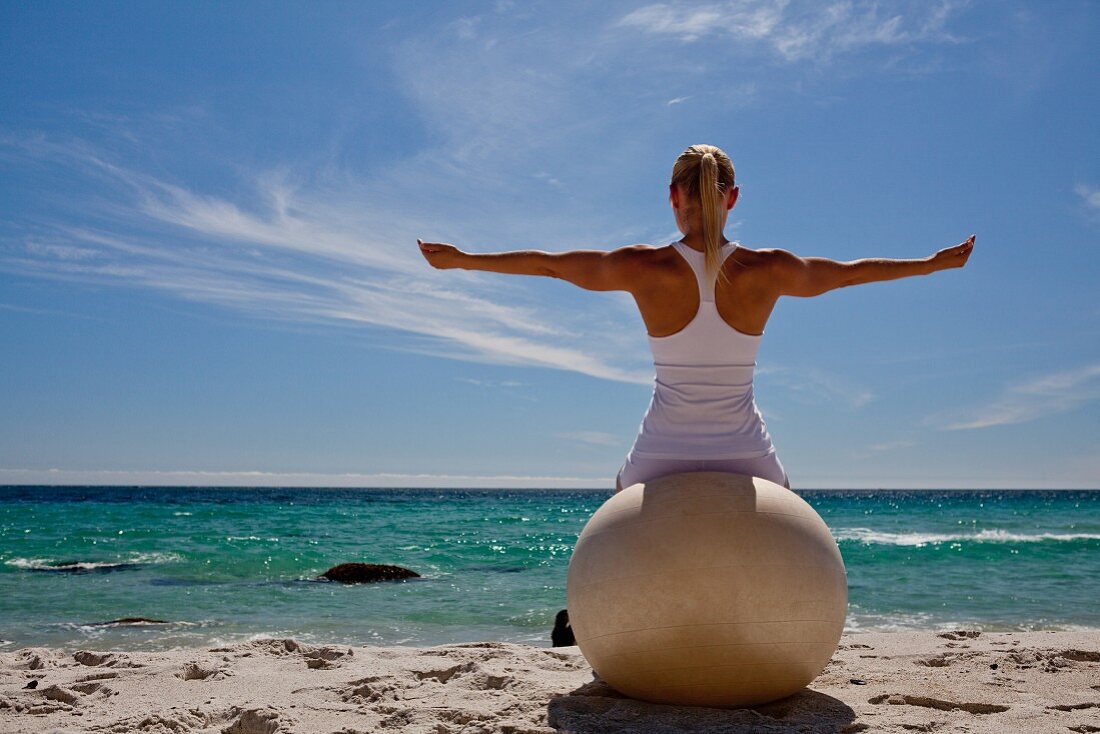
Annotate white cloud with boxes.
[24,241,100,261]
[618,0,962,62]
[455,377,524,388]
[757,365,875,409]
[0,138,652,385]
[620,2,782,43]
[1076,183,1100,211]
[868,440,916,452]
[555,431,624,447]
[941,363,1100,430]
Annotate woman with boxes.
[418,144,974,492]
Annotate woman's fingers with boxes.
[930,235,975,271]
[943,235,974,268]
[417,239,459,269]
[417,239,450,253]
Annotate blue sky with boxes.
[1,1,1097,488]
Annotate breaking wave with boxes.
[835,528,1100,546]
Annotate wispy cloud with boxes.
[1076,183,1100,212]
[939,363,1100,430]
[555,430,624,447]
[868,439,916,452]
[618,0,962,62]
[0,136,652,385]
[619,2,782,43]
[455,377,525,388]
[757,365,875,409]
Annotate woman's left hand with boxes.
[417,239,465,270]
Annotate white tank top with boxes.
[628,240,776,460]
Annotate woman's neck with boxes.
[679,233,731,252]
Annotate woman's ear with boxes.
[727,185,740,211]
[669,184,681,209]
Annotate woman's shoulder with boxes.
[610,242,680,265]
[724,244,787,269]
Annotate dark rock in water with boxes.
[90,617,169,626]
[552,609,575,647]
[320,563,420,583]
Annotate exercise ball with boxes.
[566,472,847,707]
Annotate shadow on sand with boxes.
[547,677,857,733]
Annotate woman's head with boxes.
[670,145,738,281]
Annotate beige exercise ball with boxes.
[566,472,847,707]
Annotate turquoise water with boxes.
[1,487,1097,651]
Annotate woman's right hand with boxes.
[417,239,465,270]
[928,235,976,272]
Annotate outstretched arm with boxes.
[417,239,646,292]
[769,235,975,298]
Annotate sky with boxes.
[1,1,1097,489]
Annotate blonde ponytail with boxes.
[670,144,736,285]
[698,152,724,285]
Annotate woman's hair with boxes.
[670,144,736,284]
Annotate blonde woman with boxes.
[418,144,974,492]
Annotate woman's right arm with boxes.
[769,235,975,298]
[417,239,647,292]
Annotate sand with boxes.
[1,630,1098,733]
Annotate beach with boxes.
[2,487,1098,731]
[2,629,1098,733]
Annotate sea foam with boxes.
[5,551,182,571]
[835,528,1100,546]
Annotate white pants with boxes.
[615,452,790,493]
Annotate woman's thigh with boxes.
[616,452,790,492]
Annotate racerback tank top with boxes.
[628,240,776,460]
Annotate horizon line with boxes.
[1,483,1096,492]
[2,468,1096,491]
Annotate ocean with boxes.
[1,487,1097,652]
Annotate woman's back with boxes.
[629,239,780,340]
[627,239,776,463]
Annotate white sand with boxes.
[2,630,1098,733]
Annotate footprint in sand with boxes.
[868,694,1009,715]
[413,662,477,684]
[98,705,284,734]
[1048,702,1100,712]
[73,651,143,668]
[221,707,283,734]
[212,638,353,670]
[0,678,116,718]
[915,653,954,667]
[177,661,231,681]
[341,675,401,704]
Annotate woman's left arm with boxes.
[417,239,646,292]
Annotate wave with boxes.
[5,551,182,572]
[59,618,210,631]
[835,528,1100,546]
[844,610,1100,634]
